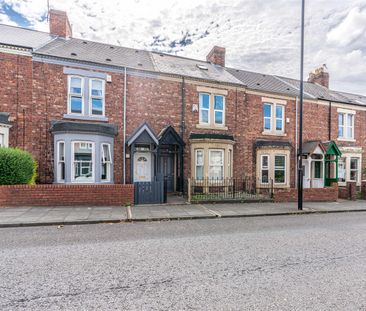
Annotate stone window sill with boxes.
[196,124,228,131]
[337,137,356,142]
[63,114,109,122]
[261,131,287,137]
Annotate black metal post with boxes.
[297,0,305,210]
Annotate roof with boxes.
[255,140,292,149]
[35,37,155,71]
[152,52,242,84]
[126,122,159,146]
[302,141,325,155]
[0,24,55,50]
[2,23,366,105]
[189,133,235,141]
[50,120,118,136]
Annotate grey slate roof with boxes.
[151,52,242,84]
[50,120,118,137]
[35,37,155,71]
[0,24,55,49]
[2,23,366,106]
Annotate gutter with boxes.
[328,100,332,140]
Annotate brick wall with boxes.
[0,184,134,207]
[274,183,338,202]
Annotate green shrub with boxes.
[0,148,37,185]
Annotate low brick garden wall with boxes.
[274,183,338,203]
[0,184,134,207]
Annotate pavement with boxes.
[1,213,366,310]
[0,200,366,227]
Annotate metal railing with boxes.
[187,177,274,203]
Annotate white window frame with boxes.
[274,154,286,185]
[349,157,359,182]
[0,127,9,147]
[263,102,285,134]
[0,133,4,147]
[208,149,224,180]
[337,109,355,140]
[199,93,210,125]
[195,149,204,180]
[57,141,65,182]
[71,141,95,183]
[101,143,112,182]
[89,78,105,116]
[214,95,225,126]
[263,103,272,131]
[261,155,269,184]
[67,76,84,115]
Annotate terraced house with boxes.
[1,10,365,204]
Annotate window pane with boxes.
[264,118,271,130]
[73,142,93,181]
[209,166,223,179]
[261,170,269,183]
[196,166,204,180]
[347,114,353,127]
[103,144,111,162]
[58,142,64,161]
[214,96,223,110]
[347,126,352,138]
[210,151,223,165]
[200,110,209,123]
[70,77,82,94]
[276,105,283,118]
[275,156,285,168]
[314,161,321,178]
[71,96,82,113]
[215,111,223,124]
[350,158,358,170]
[338,113,344,126]
[264,104,271,118]
[276,119,282,131]
[275,170,285,183]
[91,80,103,96]
[200,94,210,109]
[262,156,268,168]
[0,134,3,147]
[196,150,203,165]
[92,98,103,115]
[338,126,344,138]
[338,158,346,182]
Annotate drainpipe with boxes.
[123,67,127,184]
[295,96,298,188]
[180,77,185,193]
[328,101,332,140]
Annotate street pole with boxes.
[297,0,305,210]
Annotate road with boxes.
[1,213,366,310]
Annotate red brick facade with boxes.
[0,184,134,207]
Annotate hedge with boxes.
[0,148,37,185]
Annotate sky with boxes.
[1,0,365,95]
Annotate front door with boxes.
[134,152,152,182]
[160,155,174,192]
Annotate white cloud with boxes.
[1,0,366,95]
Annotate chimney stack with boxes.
[308,65,329,88]
[49,10,72,38]
[206,46,226,67]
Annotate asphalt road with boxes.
[1,213,366,310]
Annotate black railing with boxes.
[187,177,273,203]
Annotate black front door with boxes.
[160,155,174,192]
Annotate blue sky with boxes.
[1,0,366,95]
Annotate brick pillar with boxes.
[361,180,366,200]
[347,181,357,200]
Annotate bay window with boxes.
[209,149,224,180]
[72,141,94,182]
[101,143,112,181]
[57,141,65,182]
[195,149,204,180]
[261,155,269,183]
[274,155,286,184]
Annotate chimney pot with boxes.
[308,65,329,88]
[206,46,226,67]
[49,9,72,38]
